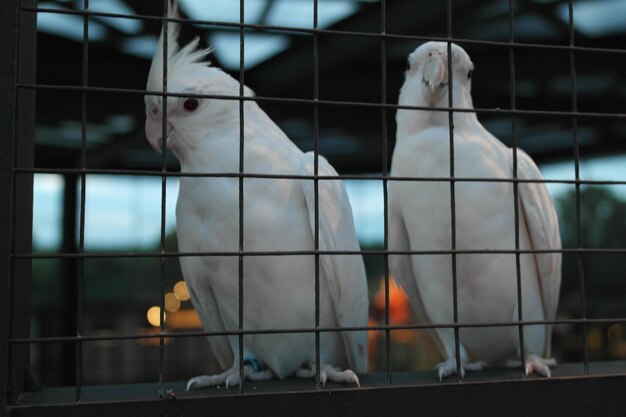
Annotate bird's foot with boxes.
[295,364,360,387]
[320,365,361,387]
[436,358,487,381]
[507,355,556,377]
[186,363,272,390]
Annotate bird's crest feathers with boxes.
[147,0,214,92]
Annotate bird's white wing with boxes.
[299,152,368,372]
[514,149,562,357]
[185,276,234,370]
[388,194,445,356]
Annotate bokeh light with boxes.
[146,306,165,327]
[607,323,624,342]
[174,280,191,301]
[164,292,181,313]
[586,328,603,351]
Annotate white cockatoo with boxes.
[144,1,368,389]
[390,42,561,379]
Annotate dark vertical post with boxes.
[60,173,78,387]
[7,0,37,404]
[0,0,19,410]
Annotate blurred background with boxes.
[25,0,626,386]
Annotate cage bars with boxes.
[312,0,322,389]
[508,0,527,377]
[18,4,626,56]
[10,315,626,346]
[568,0,589,376]
[380,0,392,386]
[158,0,171,398]
[1,1,20,412]
[238,0,246,394]
[3,0,626,409]
[445,0,463,382]
[10,247,626,263]
[7,0,36,404]
[12,167,626,186]
[72,0,91,401]
[14,81,626,120]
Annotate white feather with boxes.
[390,42,561,378]
[144,0,368,388]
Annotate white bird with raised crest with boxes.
[145,1,368,389]
[390,42,561,379]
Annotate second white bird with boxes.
[390,42,562,379]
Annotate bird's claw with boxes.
[436,358,486,381]
[186,362,272,390]
[322,367,360,387]
[296,364,360,387]
[464,361,487,371]
[319,370,328,386]
[341,370,361,387]
[437,359,463,381]
[225,374,240,388]
[525,355,556,377]
[507,355,556,377]
[186,374,223,391]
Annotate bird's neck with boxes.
[396,87,477,138]
[176,101,292,175]
[175,121,242,174]
[171,97,258,172]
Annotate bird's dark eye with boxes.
[183,98,199,112]
[406,59,411,72]
[467,69,474,80]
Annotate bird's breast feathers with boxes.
[394,126,510,178]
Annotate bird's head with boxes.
[401,41,474,107]
[144,1,251,161]
[397,42,475,134]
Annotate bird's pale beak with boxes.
[145,117,172,154]
[423,57,448,91]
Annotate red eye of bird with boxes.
[183,98,199,112]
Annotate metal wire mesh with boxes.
[3,0,626,413]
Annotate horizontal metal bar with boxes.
[14,167,626,187]
[12,247,626,260]
[9,316,626,345]
[8,372,626,417]
[21,6,626,56]
[16,83,626,120]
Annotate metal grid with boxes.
[2,0,626,415]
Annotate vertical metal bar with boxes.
[238,0,246,394]
[8,0,36,403]
[380,0,391,387]
[568,0,589,375]
[158,0,170,398]
[75,0,90,401]
[61,174,78,387]
[446,0,462,382]
[508,0,527,377]
[1,0,20,410]
[313,0,321,390]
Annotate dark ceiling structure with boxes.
[32,0,626,174]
